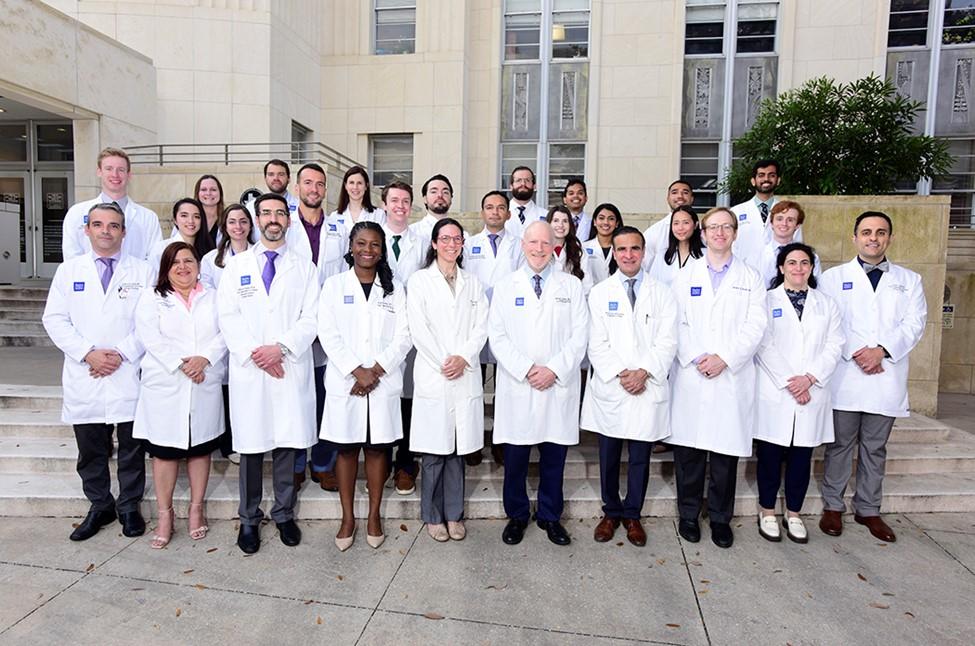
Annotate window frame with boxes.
[374,0,417,56]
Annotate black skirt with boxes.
[145,435,221,460]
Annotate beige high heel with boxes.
[151,507,175,549]
[335,524,357,552]
[188,502,208,540]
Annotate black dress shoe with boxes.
[119,510,146,537]
[69,508,117,541]
[537,520,571,546]
[710,521,734,548]
[502,518,528,545]
[237,523,261,554]
[277,520,302,547]
[678,518,701,543]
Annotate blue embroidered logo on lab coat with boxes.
[472,246,481,254]
[515,297,525,306]
[586,248,594,255]
[609,301,618,311]
[842,282,853,290]
[739,213,747,221]
[690,286,702,296]
[772,308,782,318]
[73,282,85,292]
[344,295,354,304]
[83,215,89,224]
[328,224,337,231]
[240,275,251,286]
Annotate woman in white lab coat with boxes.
[194,174,225,245]
[755,243,844,543]
[581,202,625,285]
[133,242,227,548]
[148,198,215,276]
[319,222,412,551]
[407,218,489,542]
[200,204,255,463]
[328,165,386,227]
[547,205,594,295]
[648,205,705,287]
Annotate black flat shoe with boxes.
[69,508,117,542]
[710,521,734,549]
[537,520,571,546]
[237,523,261,554]
[119,510,146,537]
[502,518,528,545]
[678,518,701,543]
[277,520,302,547]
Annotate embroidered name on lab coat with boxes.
[73,282,85,291]
[515,297,525,306]
[555,297,571,303]
[842,282,853,290]
[690,286,702,296]
[344,295,354,304]
[772,308,782,318]
[889,284,907,293]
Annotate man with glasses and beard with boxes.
[505,166,548,238]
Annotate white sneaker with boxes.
[784,516,808,544]
[758,513,781,542]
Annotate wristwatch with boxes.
[277,342,290,357]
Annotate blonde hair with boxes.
[701,206,738,231]
[97,147,131,171]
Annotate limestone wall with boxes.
[939,234,975,395]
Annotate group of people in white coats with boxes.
[44,147,927,554]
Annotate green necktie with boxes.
[392,235,401,261]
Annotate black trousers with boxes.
[673,445,738,524]
[755,440,814,513]
[219,384,234,457]
[73,421,145,513]
[390,397,417,475]
[503,443,568,522]
[598,435,652,519]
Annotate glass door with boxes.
[32,172,73,278]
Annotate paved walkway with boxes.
[1,514,973,645]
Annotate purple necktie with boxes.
[97,257,114,293]
[533,274,542,299]
[488,233,499,257]
[262,250,278,293]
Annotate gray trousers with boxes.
[420,453,465,524]
[238,447,299,525]
[73,422,145,514]
[820,411,895,516]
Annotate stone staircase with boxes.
[0,286,52,347]
[2,384,975,520]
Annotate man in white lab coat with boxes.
[410,174,454,253]
[562,177,592,241]
[217,193,320,554]
[642,179,696,271]
[61,147,162,262]
[465,190,524,466]
[743,200,821,287]
[731,159,788,266]
[582,226,678,547]
[489,221,589,546]
[505,166,549,238]
[817,211,927,543]
[43,203,153,541]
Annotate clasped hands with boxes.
[180,356,211,384]
[351,364,386,397]
[852,346,886,375]
[252,344,285,379]
[617,368,649,395]
[84,349,122,378]
[785,374,816,405]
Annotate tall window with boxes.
[888,0,929,48]
[290,120,312,165]
[370,134,414,187]
[375,0,416,55]
[500,0,590,207]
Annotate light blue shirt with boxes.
[97,192,129,213]
[617,269,643,299]
[707,257,733,291]
[523,262,553,294]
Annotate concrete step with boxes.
[3,430,975,478]
[0,298,47,309]
[0,321,47,335]
[1,470,973,519]
[0,287,49,299]
[0,334,54,348]
[0,308,44,321]
[0,385,62,411]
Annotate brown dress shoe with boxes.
[293,470,306,489]
[593,516,620,542]
[311,470,338,492]
[819,510,843,536]
[622,518,647,547]
[854,515,897,542]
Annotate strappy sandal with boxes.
[151,507,175,549]
[188,502,209,540]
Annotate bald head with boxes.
[522,221,554,272]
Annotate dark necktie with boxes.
[626,278,636,308]
[262,250,278,293]
[518,206,526,224]
[97,257,115,293]
[533,274,542,298]
[488,233,499,257]
[759,202,769,223]
[392,235,401,261]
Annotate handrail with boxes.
[124,142,363,174]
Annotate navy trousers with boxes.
[503,442,568,522]
[598,435,652,519]
[755,439,814,513]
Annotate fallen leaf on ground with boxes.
[304,600,313,605]
[423,612,445,620]
[882,592,895,597]
[85,563,94,572]
[337,575,344,581]
[175,608,182,617]
[316,616,323,625]
[616,541,624,546]
[700,580,711,584]
[183,569,194,574]
[857,573,867,582]
[484,584,508,591]
[194,584,207,590]
[666,623,681,628]
[904,611,916,619]
[400,524,408,532]
[206,548,218,553]
[772,569,783,574]
[868,602,890,610]
[656,559,666,565]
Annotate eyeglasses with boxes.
[437,235,464,245]
[705,223,735,232]
[258,209,289,218]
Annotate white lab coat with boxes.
[328,207,387,228]
[465,229,524,364]
[819,258,927,418]
[146,234,190,280]
[748,238,822,289]
[581,238,614,285]
[581,273,679,442]
[553,244,595,295]
[755,286,845,447]
[62,197,162,261]
[216,245,320,453]
[42,254,152,424]
[200,246,252,290]
[669,257,768,456]
[505,199,549,238]
[731,196,801,268]
[409,212,443,253]
[573,211,592,242]
[648,249,701,287]
[318,270,412,445]
[133,286,228,449]
[384,225,425,286]
[640,216,671,272]
[489,268,589,446]
[407,266,489,455]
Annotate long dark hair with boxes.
[770,242,818,290]
[172,198,215,260]
[663,205,705,266]
[336,165,378,215]
[423,218,466,269]
[154,241,198,297]
[343,221,395,297]
[587,202,624,242]
[214,204,255,268]
[194,174,225,243]
[547,206,584,281]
